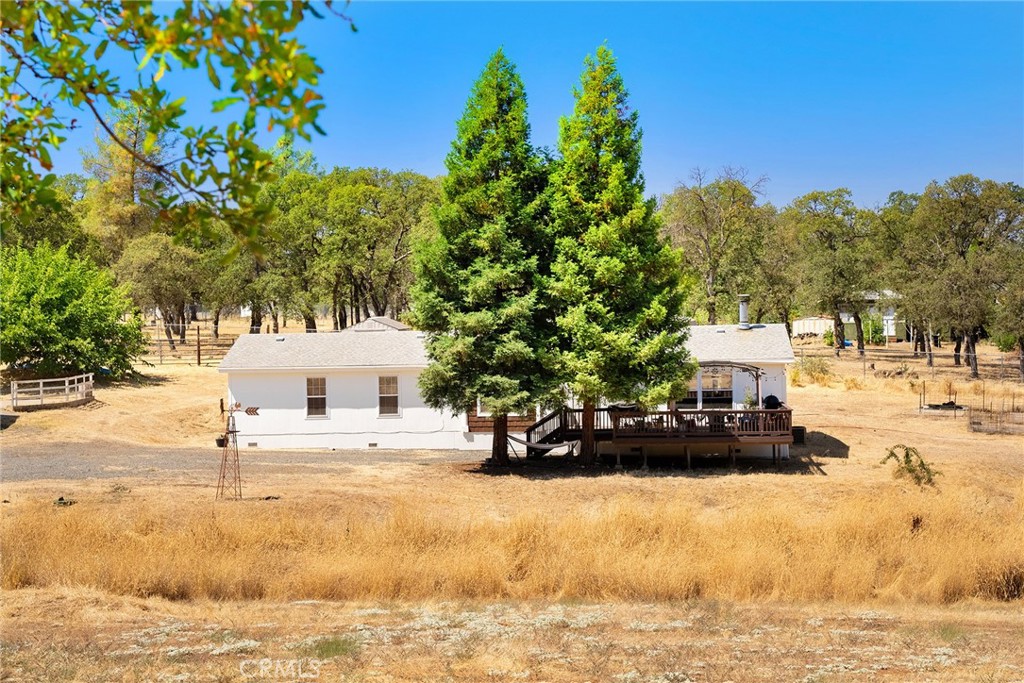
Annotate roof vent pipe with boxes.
[738,294,751,330]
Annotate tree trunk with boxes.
[707,296,717,326]
[953,329,962,366]
[832,311,845,357]
[1017,337,1024,382]
[176,304,187,342]
[491,414,510,466]
[212,308,220,340]
[580,401,596,466]
[189,303,198,322]
[965,330,980,379]
[271,308,280,334]
[914,328,925,357]
[331,283,341,331]
[162,314,177,350]
[852,310,865,356]
[249,305,263,334]
[925,322,934,367]
[351,283,361,324]
[303,312,317,333]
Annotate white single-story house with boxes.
[219,317,511,450]
[220,309,796,459]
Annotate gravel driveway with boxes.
[1,440,475,483]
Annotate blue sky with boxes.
[53,1,1023,208]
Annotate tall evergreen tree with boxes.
[409,49,551,465]
[549,45,693,464]
[80,100,172,265]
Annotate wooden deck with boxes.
[525,405,793,463]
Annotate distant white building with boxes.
[792,292,903,341]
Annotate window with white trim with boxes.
[378,376,399,416]
[306,377,327,417]
[476,396,492,418]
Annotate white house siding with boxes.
[730,363,788,408]
[227,369,489,450]
[791,317,832,336]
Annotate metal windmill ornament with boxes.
[216,402,242,500]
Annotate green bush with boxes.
[882,444,940,487]
[991,332,1018,354]
[823,327,834,347]
[1,243,145,378]
[864,314,886,345]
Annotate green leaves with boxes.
[548,45,693,413]
[411,50,554,427]
[1,243,145,378]
[212,97,244,113]
[0,0,355,253]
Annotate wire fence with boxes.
[967,407,1024,435]
[796,345,1024,384]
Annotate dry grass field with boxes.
[2,345,1023,682]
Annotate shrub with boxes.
[795,356,832,385]
[991,332,1018,354]
[823,327,834,347]
[864,314,886,345]
[1,243,145,378]
[882,444,940,487]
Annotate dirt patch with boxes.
[2,587,1022,682]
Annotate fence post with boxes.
[196,325,201,366]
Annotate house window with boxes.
[379,376,399,416]
[702,367,733,405]
[476,397,492,418]
[306,377,327,417]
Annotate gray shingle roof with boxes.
[685,323,795,365]
[220,321,794,373]
[218,327,428,371]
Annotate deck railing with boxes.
[560,407,616,433]
[611,406,792,440]
[525,409,565,444]
[10,373,94,411]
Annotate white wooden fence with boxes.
[10,373,94,411]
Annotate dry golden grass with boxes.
[3,349,1024,681]
[5,483,1023,605]
[844,376,865,390]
